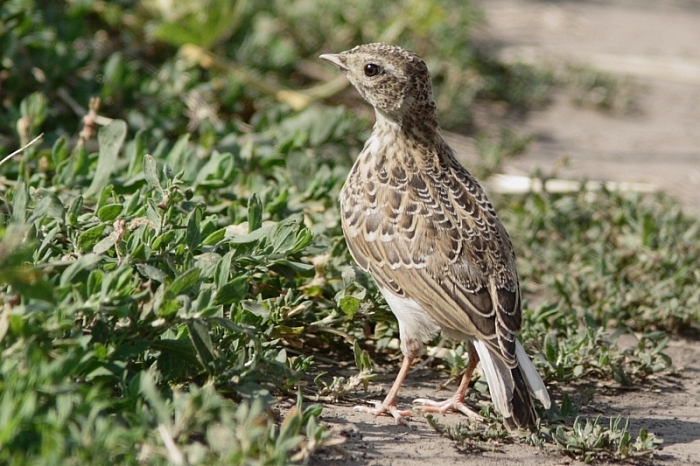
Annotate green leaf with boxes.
[353,340,363,370]
[151,339,200,365]
[271,221,297,254]
[247,193,263,232]
[226,227,268,244]
[214,275,248,305]
[92,232,117,255]
[96,185,114,211]
[290,228,312,254]
[60,254,101,287]
[51,135,68,165]
[215,251,233,288]
[186,319,216,373]
[96,203,123,222]
[67,195,83,225]
[143,154,161,192]
[134,263,169,282]
[85,120,127,198]
[28,190,65,223]
[202,228,226,246]
[271,326,305,338]
[11,182,28,224]
[194,252,221,279]
[87,269,103,296]
[560,393,573,417]
[276,348,288,363]
[126,128,147,176]
[209,316,248,334]
[240,300,270,318]
[278,407,303,449]
[339,296,360,319]
[162,163,174,182]
[152,230,175,250]
[166,268,201,298]
[272,259,314,273]
[76,225,106,252]
[186,207,202,252]
[157,298,180,317]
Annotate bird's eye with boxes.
[364,63,381,77]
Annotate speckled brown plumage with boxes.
[321,43,550,429]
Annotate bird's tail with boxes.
[473,339,551,430]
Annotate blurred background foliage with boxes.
[0,0,695,464]
[0,0,552,152]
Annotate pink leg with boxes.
[413,343,484,421]
[355,355,414,425]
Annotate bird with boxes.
[320,43,551,430]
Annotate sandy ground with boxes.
[484,0,700,214]
[310,1,700,464]
[308,338,700,465]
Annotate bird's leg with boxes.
[413,343,484,421]
[355,354,414,425]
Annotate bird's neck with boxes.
[373,106,445,157]
[373,104,442,146]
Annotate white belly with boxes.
[379,286,441,356]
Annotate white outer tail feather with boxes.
[473,339,551,419]
[473,340,512,416]
[515,340,551,409]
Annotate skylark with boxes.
[320,43,551,429]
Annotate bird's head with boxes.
[320,43,437,126]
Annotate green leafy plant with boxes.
[428,410,662,463]
[549,415,662,463]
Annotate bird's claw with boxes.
[413,396,484,422]
[354,400,413,426]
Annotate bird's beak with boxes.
[319,53,348,71]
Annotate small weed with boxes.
[545,415,662,463]
[426,412,511,453]
[428,407,662,463]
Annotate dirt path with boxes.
[312,1,700,464]
[310,339,700,465]
[483,0,700,214]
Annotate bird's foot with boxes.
[354,400,413,426]
[413,394,484,422]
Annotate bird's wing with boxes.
[342,149,521,367]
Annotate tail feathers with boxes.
[473,340,511,417]
[473,339,551,430]
[515,340,551,409]
[506,365,538,430]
